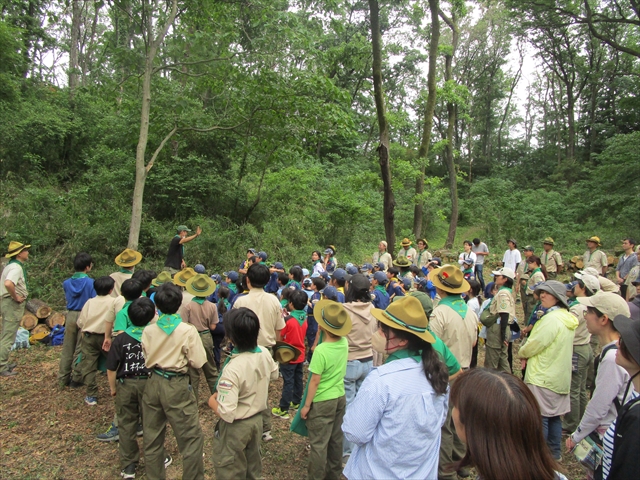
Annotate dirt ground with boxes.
[1,296,586,480]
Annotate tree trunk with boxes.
[566,93,575,160]
[26,299,52,319]
[413,0,440,239]
[68,0,82,96]
[369,0,396,254]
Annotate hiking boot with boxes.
[84,396,98,406]
[0,369,17,377]
[289,402,300,410]
[271,407,290,419]
[6,363,16,371]
[164,454,172,468]
[262,430,273,442]
[69,380,83,388]
[136,423,143,437]
[96,423,119,442]
[120,463,137,479]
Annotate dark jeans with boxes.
[474,264,485,289]
[279,362,303,410]
[211,323,225,370]
[542,415,562,460]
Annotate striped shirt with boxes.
[602,391,639,479]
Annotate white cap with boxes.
[492,267,516,280]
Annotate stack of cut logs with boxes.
[19,299,66,337]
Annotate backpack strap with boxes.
[594,343,623,412]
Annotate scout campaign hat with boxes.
[273,340,303,364]
[577,292,630,319]
[152,271,173,286]
[185,274,216,297]
[534,280,571,309]
[173,267,196,287]
[586,236,602,246]
[176,225,192,233]
[543,237,555,246]
[372,295,435,344]
[314,299,352,336]
[428,265,470,294]
[524,245,535,252]
[492,267,516,280]
[401,238,412,247]
[5,241,31,258]
[393,256,412,268]
[115,248,142,267]
[408,291,434,319]
[417,238,429,248]
[612,312,640,366]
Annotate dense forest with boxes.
[0,0,639,303]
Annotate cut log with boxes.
[20,312,39,330]
[26,299,52,319]
[607,255,615,266]
[45,311,66,329]
[31,324,51,336]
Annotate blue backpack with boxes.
[50,325,65,346]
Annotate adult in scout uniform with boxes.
[484,267,516,373]
[209,307,279,480]
[110,248,142,298]
[415,238,432,270]
[141,283,207,480]
[516,245,534,305]
[164,224,202,275]
[427,265,478,480]
[397,238,417,264]
[0,241,30,377]
[541,238,563,279]
[524,256,546,324]
[372,241,392,272]
[182,274,219,402]
[583,236,608,276]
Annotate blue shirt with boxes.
[372,289,390,310]
[63,275,96,311]
[342,356,449,480]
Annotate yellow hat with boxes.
[173,267,196,287]
[152,271,172,287]
[371,296,435,344]
[428,265,470,294]
[401,238,412,247]
[543,237,555,246]
[5,241,31,258]
[185,274,216,297]
[114,248,142,267]
[586,236,602,246]
[273,341,303,364]
[313,300,352,336]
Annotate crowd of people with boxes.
[0,230,639,480]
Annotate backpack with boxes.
[50,325,66,346]
[11,327,30,350]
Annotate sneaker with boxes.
[262,430,273,442]
[120,463,137,479]
[96,423,119,442]
[164,454,172,468]
[289,402,300,410]
[84,396,98,406]
[69,380,83,388]
[136,424,143,437]
[271,407,290,419]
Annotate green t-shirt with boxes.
[113,300,133,333]
[432,332,460,376]
[309,337,348,403]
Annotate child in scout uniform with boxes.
[76,276,117,405]
[524,256,547,324]
[181,273,219,402]
[106,297,155,479]
[541,237,563,279]
[371,271,390,310]
[208,307,279,480]
[272,289,308,418]
[59,252,95,387]
[106,279,144,341]
[141,283,207,480]
[483,268,517,373]
[110,248,142,297]
[0,241,30,377]
[300,299,352,480]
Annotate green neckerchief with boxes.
[313,260,321,266]
[290,310,306,326]
[374,285,387,295]
[385,348,421,364]
[8,259,28,291]
[463,268,473,275]
[141,290,147,297]
[192,297,206,305]
[499,286,513,293]
[214,346,261,390]
[280,298,289,308]
[530,267,542,277]
[286,280,301,289]
[71,272,88,279]
[119,268,132,274]
[228,284,238,294]
[438,295,468,320]
[156,313,181,336]
[222,299,230,310]
[125,325,146,342]
[568,298,578,307]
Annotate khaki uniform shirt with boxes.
[77,295,117,333]
[583,249,608,272]
[526,270,546,296]
[372,252,393,271]
[625,265,639,299]
[569,303,591,346]
[429,302,478,369]
[181,299,218,332]
[415,250,433,269]
[142,321,207,374]
[233,288,286,347]
[541,249,563,274]
[489,288,517,320]
[177,291,194,318]
[114,296,126,313]
[217,348,279,423]
[0,262,28,299]
[516,261,530,284]
[109,271,132,298]
[397,247,417,263]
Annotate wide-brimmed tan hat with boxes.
[417,238,429,248]
[152,271,172,287]
[401,238,412,247]
[5,241,31,258]
[543,237,555,246]
[273,341,303,364]
[173,267,196,287]
[185,274,216,297]
[577,292,630,319]
[586,236,602,246]
[393,256,412,268]
[372,296,435,344]
[115,248,142,267]
[428,265,470,294]
[313,299,352,336]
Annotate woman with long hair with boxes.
[450,368,566,480]
[342,296,449,479]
